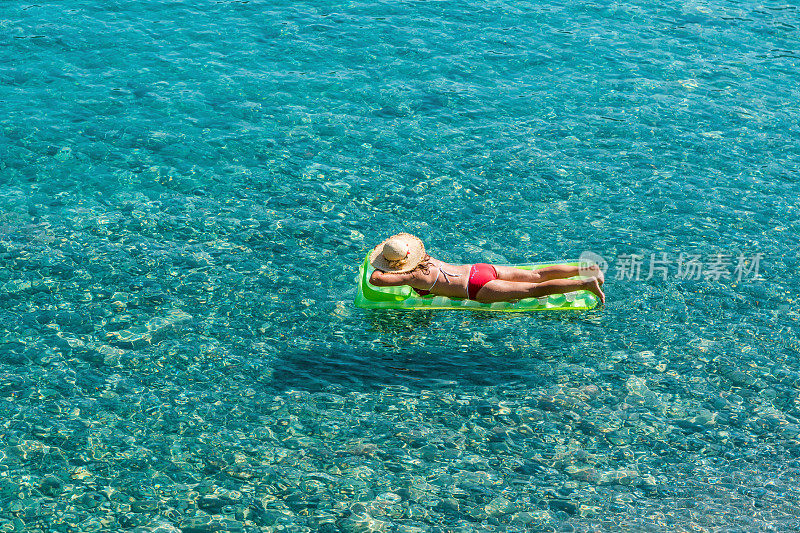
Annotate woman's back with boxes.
[407,258,469,298]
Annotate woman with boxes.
[368,233,605,304]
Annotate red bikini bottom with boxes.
[468,263,498,300]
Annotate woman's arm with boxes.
[369,270,415,287]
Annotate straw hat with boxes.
[369,233,426,273]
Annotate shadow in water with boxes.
[269,341,552,393]
[269,308,600,394]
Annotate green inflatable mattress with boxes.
[354,253,599,312]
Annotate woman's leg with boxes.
[494,264,604,285]
[475,277,605,304]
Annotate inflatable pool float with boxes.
[354,253,599,312]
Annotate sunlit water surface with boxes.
[1,0,800,531]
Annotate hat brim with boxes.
[369,233,426,273]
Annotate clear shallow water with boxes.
[1,0,799,531]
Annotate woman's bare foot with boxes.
[584,264,605,286]
[584,277,605,305]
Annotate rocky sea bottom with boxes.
[3,334,800,532]
[3,0,800,529]
[0,190,798,532]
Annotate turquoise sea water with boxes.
[2,0,800,531]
